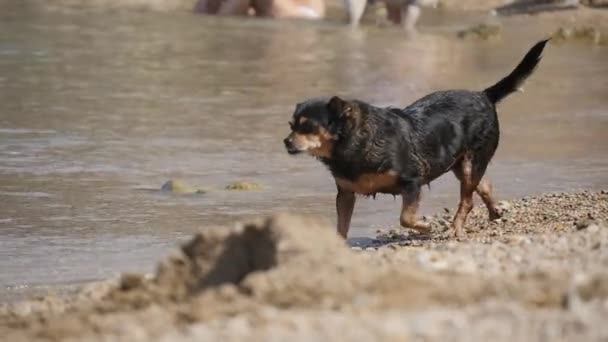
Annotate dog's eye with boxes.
[298,121,317,134]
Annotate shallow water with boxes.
[1,4,607,300]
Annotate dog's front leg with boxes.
[400,183,431,233]
[336,186,356,239]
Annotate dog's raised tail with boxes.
[483,39,549,104]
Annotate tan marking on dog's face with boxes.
[287,127,335,158]
[290,132,321,150]
[335,171,399,195]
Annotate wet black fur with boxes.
[285,39,548,197]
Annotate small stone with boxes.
[351,246,363,251]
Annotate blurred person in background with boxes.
[194,0,325,19]
[344,0,438,29]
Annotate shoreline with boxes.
[2,190,607,341]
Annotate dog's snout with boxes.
[283,137,292,147]
[284,135,300,155]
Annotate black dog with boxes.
[284,39,548,238]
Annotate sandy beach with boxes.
[1,190,607,341]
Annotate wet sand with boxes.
[1,190,607,341]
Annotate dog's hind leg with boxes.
[400,184,431,234]
[476,179,502,221]
[453,167,502,222]
[450,152,487,238]
[336,186,356,239]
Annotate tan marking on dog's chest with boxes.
[335,172,399,194]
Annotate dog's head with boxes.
[283,96,358,158]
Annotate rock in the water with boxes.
[457,23,502,40]
[225,181,262,191]
[161,180,205,194]
[551,26,607,45]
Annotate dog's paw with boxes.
[411,220,432,234]
[490,200,511,221]
[446,226,467,239]
[489,210,502,221]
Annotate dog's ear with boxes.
[327,96,353,122]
